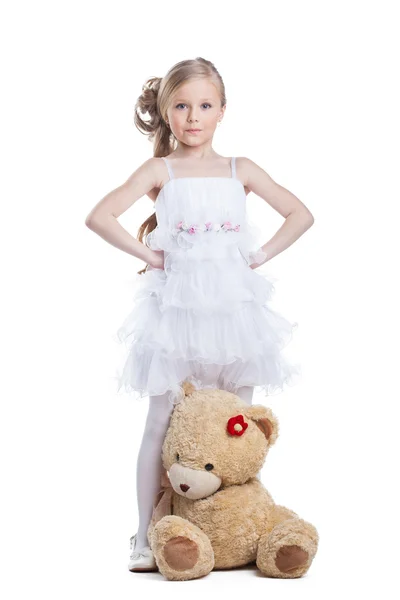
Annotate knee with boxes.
[144,408,174,437]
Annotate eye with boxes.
[175,103,212,109]
[176,453,180,461]
[205,463,214,471]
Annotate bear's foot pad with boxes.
[164,536,200,571]
[275,544,309,573]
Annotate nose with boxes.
[180,483,190,492]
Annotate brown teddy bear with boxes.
[147,381,319,581]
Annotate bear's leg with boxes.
[256,513,319,578]
[151,516,215,581]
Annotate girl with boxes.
[85,57,314,572]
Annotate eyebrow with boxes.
[174,98,214,102]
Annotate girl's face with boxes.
[166,78,225,147]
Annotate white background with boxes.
[1,0,399,597]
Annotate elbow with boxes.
[291,209,314,228]
[85,212,104,229]
[303,210,315,227]
[85,216,95,229]
[85,212,115,231]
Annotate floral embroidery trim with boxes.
[176,220,241,235]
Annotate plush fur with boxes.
[147,381,319,581]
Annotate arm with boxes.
[146,186,161,202]
[84,157,162,266]
[240,157,314,266]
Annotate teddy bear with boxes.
[147,381,319,581]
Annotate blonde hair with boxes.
[134,57,227,274]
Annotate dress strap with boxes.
[231,156,236,179]
[161,156,174,180]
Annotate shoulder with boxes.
[118,157,167,205]
[235,156,260,179]
[139,157,166,180]
[235,156,275,189]
[150,157,171,188]
[131,157,169,193]
[234,156,261,194]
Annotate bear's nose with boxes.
[180,484,190,492]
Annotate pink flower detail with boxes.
[174,220,241,235]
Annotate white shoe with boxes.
[128,534,158,572]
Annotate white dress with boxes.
[113,157,301,405]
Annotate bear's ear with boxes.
[245,405,279,446]
[181,380,197,396]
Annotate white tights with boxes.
[134,373,255,550]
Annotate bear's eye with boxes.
[205,463,214,471]
[176,453,179,461]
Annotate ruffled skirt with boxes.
[112,250,301,405]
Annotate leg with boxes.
[236,385,262,479]
[135,391,175,549]
[235,385,254,405]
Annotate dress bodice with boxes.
[146,158,267,272]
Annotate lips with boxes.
[187,129,201,132]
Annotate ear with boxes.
[245,405,279,446]
[181,380,197,396]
